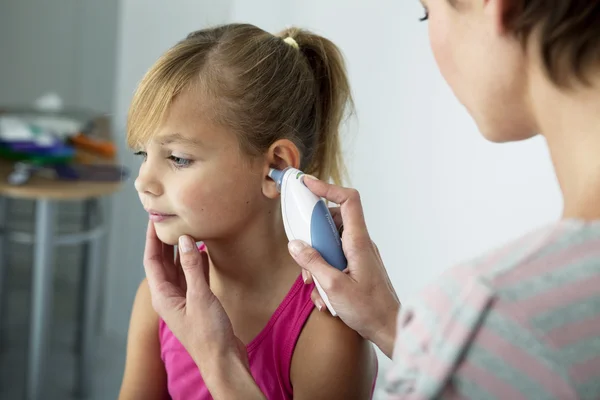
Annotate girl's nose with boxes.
[134,165,163,197]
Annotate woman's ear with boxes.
[262,139,301,199]
[484,0,519,35]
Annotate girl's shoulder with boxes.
[119,279,168,399]
[290,307,378,399]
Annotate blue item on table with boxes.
[53,164,129,182]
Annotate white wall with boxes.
[231,0,290,29]
[105,0,562,387]
[285,0,561,283]
[0,0,118,113]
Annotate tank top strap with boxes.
[246,274,316,396]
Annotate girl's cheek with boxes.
[179,184,220,214]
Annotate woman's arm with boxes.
[291,310,377,400]
[141,226,266,398]
[118,279,169,400]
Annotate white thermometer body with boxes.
[269,167,347,316]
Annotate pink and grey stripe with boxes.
[383,220,600,399]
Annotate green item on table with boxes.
[0,145,72,165]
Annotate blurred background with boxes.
[0,0,562,399]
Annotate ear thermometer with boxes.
[269,167,347,316]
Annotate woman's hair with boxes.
[127,23,353,185]
[504,1,600,86]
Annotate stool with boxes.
[0,159,122,400]
[0,195,106,399]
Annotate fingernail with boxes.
[303,174,318,181]
[288,240,307,256]
[179,236,194,253]
[302,269,308,283]
[315,299,325,311]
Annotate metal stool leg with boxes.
[0,197,9,351]
[74,199,95,355]
[75,199,103,398]
[26,199,56,400]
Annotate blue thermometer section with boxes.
[310,199,347,271]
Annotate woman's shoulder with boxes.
[388,219,600,365]
[383,220,600,399]
[439,219,600,285]
[404,219,600,324]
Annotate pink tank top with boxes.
[159,274,317,399]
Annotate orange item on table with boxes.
[70,133,116,159]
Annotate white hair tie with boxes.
[283,37,299,49]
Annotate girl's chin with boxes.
[153,228,180,246]
[155,227,202,247]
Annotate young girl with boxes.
[118,23,378,399]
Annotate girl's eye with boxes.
[134,150,147,160]
[168,155,193,168]
[419,8,429,21]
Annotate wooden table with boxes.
[0,159,122,200]
[0,111,124,399]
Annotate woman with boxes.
[144,0,600,398]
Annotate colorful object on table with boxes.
[6,162,129,186]
[1,113,125,186]
[7,162,38,185]
[0,116,56,145]
[0,115,75,164]
[53,163,129,182]
[0,144,74,165]
[69,133,116,159]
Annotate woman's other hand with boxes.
[143,222,264,398]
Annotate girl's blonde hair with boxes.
[127,23,353,184]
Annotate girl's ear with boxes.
[262,139,301,199]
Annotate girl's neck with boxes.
[531,70,600,221]
[203,208,300,297]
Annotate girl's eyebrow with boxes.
[158,132,204,148]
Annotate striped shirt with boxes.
[383,219,600,399]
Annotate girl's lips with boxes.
[147,211,176,223]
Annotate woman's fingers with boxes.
[289,240,348,291]
[310,287,325,311]
[303,178,370,246]
[201,250,210,288]
[162,241,179,283]
[178,235,210,297]
[329,206,343,231]
[301,269,313,284]
[143,221,168,290]
[174,250,188,293]
[163,240,175,263]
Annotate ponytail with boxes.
[278,28,354,185]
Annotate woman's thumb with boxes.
[288,240,343,291]
[178,235,209,292]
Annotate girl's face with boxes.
[134,89,269,246]
[423,0,538,142]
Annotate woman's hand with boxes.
[288,178,401,359]
[143,222,265,399]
